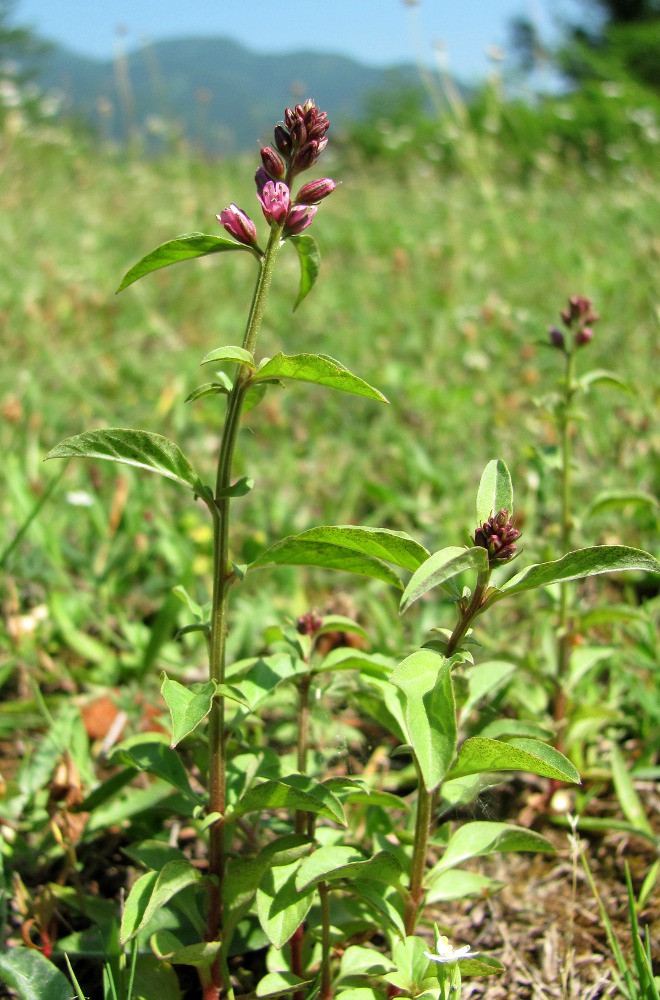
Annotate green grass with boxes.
[1,124,658,682]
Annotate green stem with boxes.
[404,775,434,935]
[555,349,578,735]
[295,674,311,835]
[205,224,283,996]
[319,882,333,1000]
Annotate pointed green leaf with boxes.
[216,476,254,499]
[229,778,345,825]
[257,861,315,949]
[400,547,488,613]
[476,460,513,524]
[0,947,73,1000]
[185,382,230,403]
[610,743,653,835]
[45,428,203,493]
[584,490,659,519]
[390,650,458,791]
[120,860,202,943]
[161,674,216,747]
[456,957,505,977]
[289,234,320,310]
[579,368,630,393]
[117,233,255,291]
[288,525,429,572]
[248,536,404,589]
[253,353,388,402]
[351,881,406,938]
[151,930,222,969]
[427,822,554,881]
[295,847,401,893]
[492,545,660,602]
[447,737,580,783]
[109,735,197,799]
[200,345,256,369]
[459,660,517,722]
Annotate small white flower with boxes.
[424,935,478,964]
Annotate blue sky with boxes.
[13,0,581,82]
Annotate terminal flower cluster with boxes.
[549,294,600,351]
[474,509,522,565]
[217,99,336,249]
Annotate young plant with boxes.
[2,101,657,1000]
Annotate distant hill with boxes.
[35,36,431,153]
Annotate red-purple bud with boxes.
[576,326,594,347]
[296,611,323,636]
[260,146,286,180]
[474,509,522,565]
[274,124,292,158]
[217,204,258,248]
[295,177,337,204]
[284,204,317,236]
[548,325,565,350]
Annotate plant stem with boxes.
[319,881,333,1000]
[295,673,311,835]
[404,772,434,935]
[554,349,578,737]
[205,224,283,995]
[445,573,490,658]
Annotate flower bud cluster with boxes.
[217,99,336,248]
[296,611,323,636]
[474,509,521,565]
[548,295,599,351]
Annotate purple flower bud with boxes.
[296,611,323,636]
[216,204,258,248]
[295,177,337,204]
[260,146,286,180]
[548,326,565,350]
[284,204,317,236]
[258,180,290,226]
[474,509,522,565]
[274,124,292,158]
[576,326,594,347]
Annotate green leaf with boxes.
[248,535,404,589]
[45,428,203,493]
[120,860,202,943]
[109,735,197,799]
[427,822,554,881]
[424,869,505,904]
[294,847,402,893]
[610,743,653,835]
[117,233,255,291]
[579,368,630,393]
[390,650,458,791]
[584,490,659,519]
[491,545,660,602]
[459,660,516,723]
[0,947,73,1000]
[289,234,320,310]
[400,547,489,613]
[447,737,580,783]
[161,674,216,747]
[228,778,345,825]
[216,476,254,499]
[171,584,206,623]
[256,972,312,998]
[151,930,222,969]
[257,861,315,949]
[254,353,388,402]
[284,525,429,572]
[475,459,513,523]
[457,957,504,977]
[200,345,256,369]
[185,382,230,403]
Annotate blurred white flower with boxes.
[425,936,478,963]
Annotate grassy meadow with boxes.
[1,111,659,996]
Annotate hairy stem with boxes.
[319,881,333,1000]
[445,572,490,658]
[205,224,283,996]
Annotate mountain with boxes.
[36,36,425,153]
